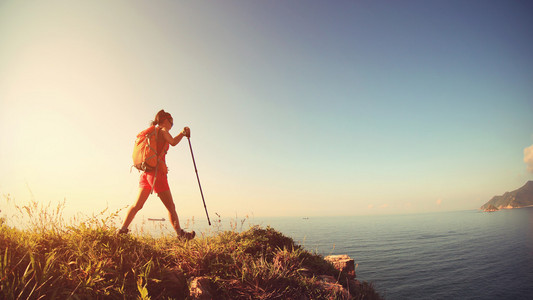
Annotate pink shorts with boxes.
[139,172,170,194]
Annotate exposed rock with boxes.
[480,181,533,211]
[188,276,213,300]
[322,255,365,298]
[483,204,499,212]
[325,254,356,279]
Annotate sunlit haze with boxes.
[1,1,532,221]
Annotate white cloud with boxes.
[524,144,533,173]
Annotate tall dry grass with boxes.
[0,197,382,299]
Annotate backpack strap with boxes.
[149,127,169,194]
[150,163,158,194]
[150,127,160,194]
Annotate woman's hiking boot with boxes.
[117,228,129,235]
[178,229,195,241]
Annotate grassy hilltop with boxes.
[0,200,382,299]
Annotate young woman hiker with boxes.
[118,110,196,240]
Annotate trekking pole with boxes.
[187,137,211,226]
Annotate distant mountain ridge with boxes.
[480,181,533,211]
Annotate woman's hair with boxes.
[151,109,172,126]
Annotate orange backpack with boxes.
[132,126,161,172]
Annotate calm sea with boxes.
[148,208,533,299]
[251,208,533,300]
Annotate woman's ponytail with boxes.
[151,109,172,126]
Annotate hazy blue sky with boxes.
[1,1,532,221]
